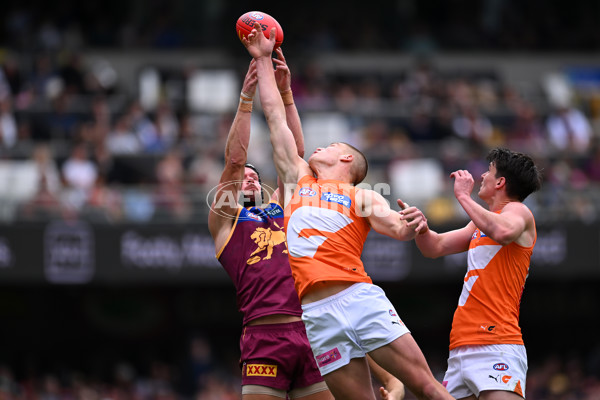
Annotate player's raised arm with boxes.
[272,47,305,204]
[242,23,307,192]
[273,47,304,159]
[208,60,257,249]
[451,169,533,245]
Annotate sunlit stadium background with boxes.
[1,1,599,398]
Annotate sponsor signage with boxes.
[0,222,595,284]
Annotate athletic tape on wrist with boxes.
[280,89,294,105]
[239,91,253,112]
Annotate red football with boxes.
[236,11,284,49]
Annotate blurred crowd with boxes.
[1,0,600,225]
[1,46,600,224]
[1,345,599,400]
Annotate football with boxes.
[236,11,284,49]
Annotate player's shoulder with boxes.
[502,201,534,219]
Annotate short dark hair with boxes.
[487,148,542,202]
[340,142,369,184]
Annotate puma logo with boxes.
[247,227,288,265]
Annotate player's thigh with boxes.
[288,381,333,400]
[322,357,376,400]
[242,385,286,400]
[479,390,524,400]
[292,385,334,400]
[243,394,285,400]
[368,333,437,389]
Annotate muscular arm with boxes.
[272,47,304,204]
[243,23,308,204]
[415,222,475,258]
[456,195,532,246]
[207,61,257,251]
[273,47,304,159]
[357,189,427,241]
[452,170,534,246]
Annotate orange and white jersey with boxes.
[284,175,372,300]
[449,211,536,350]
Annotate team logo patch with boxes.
[493,363,509,371]
[389,309,397,317]
[246,363,277,377]
[299,187,317,197]
[241,211,262,222]
[316,348,342,368]
[321,192,351,208]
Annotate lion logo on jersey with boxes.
[247,227,288,265]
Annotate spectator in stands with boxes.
[451,104,494,146]
[28,53,57,99]
[154,99,180,150]
[32,143,62,196]
[187,148,223,193]
[105,112,142,155]
[546,103,593,156]
[127,100,164,154]
[584,144,600,182]
[505,100,547,158]
[154,148,191,221]
[84,173,123,222]
[0,94,17,149]
[61,142,98,210]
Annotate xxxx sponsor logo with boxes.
[246,364,277,377]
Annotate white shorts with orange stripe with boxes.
[443,344,527,399]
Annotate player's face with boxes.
[241,167,261,196]
[308,143,343,164]
[478,162,498,200]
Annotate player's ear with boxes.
[340,154,354,163]
[496,176,506,189]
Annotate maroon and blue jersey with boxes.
[217,202,302,325]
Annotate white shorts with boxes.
[301,282,410,376]
[443,344,528,399]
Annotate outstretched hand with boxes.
[273,47,291,92]
[242,22,276,59]
[379,383,405,400]
[241,59,258,97]
[397,199,428,234]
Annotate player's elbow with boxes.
[264,106,286,125]
[225,155,246,170]
[417,245,442,259]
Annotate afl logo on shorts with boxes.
[493,363,509,371]
[299,187,316,197]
